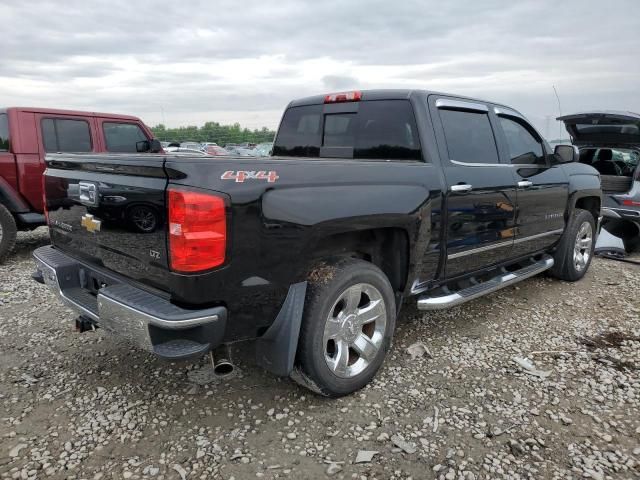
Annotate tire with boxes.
[549,208,595,281]
[292,257,396,397]
[0,203,17,264]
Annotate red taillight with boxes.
[168,187,227,273]
[324,91,362,104]
[41,174,49,224]
[622,199,640,207]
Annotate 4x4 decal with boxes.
[221,170,279,183]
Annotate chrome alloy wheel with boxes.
[323,283,387,379]
[573,221,593,272]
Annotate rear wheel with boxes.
[292,258,396,397]
[549,208,595,281]
[0,204,17,263]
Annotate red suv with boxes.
[0,107,159,261]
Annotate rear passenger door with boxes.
[493,109,568,257]
[428,96,517,278]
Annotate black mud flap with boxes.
[256,281,307,377]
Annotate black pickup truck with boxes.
[33,90,602,396]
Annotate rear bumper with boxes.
[32,245,227,360]
[602,206,640,220]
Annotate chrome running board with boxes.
[417,255,554,310]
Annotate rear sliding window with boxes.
[273,100,422,160]
[0,114,8,151]
[42,118,92,152]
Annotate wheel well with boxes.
[309,228,409,293]
[575,196,600,225]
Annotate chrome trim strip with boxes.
[513,228,564,245]
[448,240,513,260]
[450,159,508,167]
[450,159,548,168]
[417,256,554,310]
[447,229,564,260]
[436,99,488,112]
[494,106,524,118]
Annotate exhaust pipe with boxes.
[211,344,234,378]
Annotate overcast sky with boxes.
[2,0,639,139]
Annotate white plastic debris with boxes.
[172,464,187,480]
[355,450,379,463]
[391,434,417,454]
[9,444,27,458]
[595,227,626,255]
[512,356,552,378]
[406,342,432,359]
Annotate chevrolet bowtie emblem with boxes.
[81,214,101,233]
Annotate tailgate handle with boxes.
[78,182,98,206]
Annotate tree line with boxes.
[151,122,276,145]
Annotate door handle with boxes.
[517,180,533,188]
[450,184,473,193]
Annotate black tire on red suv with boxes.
[0,203,17,263]
[292,257,396,397]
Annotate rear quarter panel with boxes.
[165,157,442,340]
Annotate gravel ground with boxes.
[1,229,639,480]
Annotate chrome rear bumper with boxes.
[33,245,226,359]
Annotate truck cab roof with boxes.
[2,106,142,121]
[287,89,524,117]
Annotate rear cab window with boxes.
[0,113,9,151]
[103,122,148,152]
[273,100,422,160]
[41,118,92,152]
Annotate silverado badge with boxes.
[81,214,101,233]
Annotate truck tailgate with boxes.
[44,154,170,292]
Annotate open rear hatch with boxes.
[558,111,640,146]
[558,111,640,193]
[44,154,170,293]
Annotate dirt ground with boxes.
[1,229,639,480]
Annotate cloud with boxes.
[0,0,638,137]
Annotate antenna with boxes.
[552,85,563,140]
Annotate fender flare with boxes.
[0,177,30,213]
[565,168,602,220]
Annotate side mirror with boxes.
[136,140,150,152]
[554,144,579,163]
[149,139,163,153]
[136,139,163,153]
